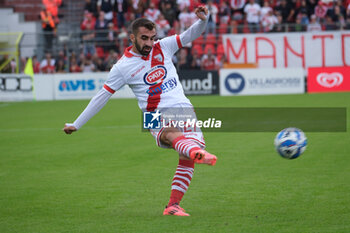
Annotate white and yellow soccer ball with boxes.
[274,127,307,159]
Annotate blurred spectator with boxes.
[97,0,114,22]
[70,57,82,72]
[106,22,119,52]
[40,6,56,52]
[0,54,11,73]
[84,0,98,18]
[291,15,304,31]
[32,55,41,74]
[42,0,61,24]
[261,9,278,32]
[315,1,328,23]
[274,0,294,23]
[92,54,106,71]
[228,18,239,33]
[177,0,191,11]
[338,14,346,30]
[206,0,219,35]
[230,0,246,23]
[131,0,146,19]
[201,47,218,70]
[161,1,177,26]
[345,16,350,30]
[324,15,337,30]
[216,54,226,69]
[156,14,171,39]
[10,59,16,73]
[190,0,201,10]
[177,48,192,70]
[328,5,346,26]
[82,56,96,72]
[95,11,109,50]
[40,52,55,74]
[81,12,96,56]
[114,0,128,29]
[334,0,347,18]
[273,12,285,32]
[244,0,261,33]
[190,49,201,69]
[144,2,161,22]
[178,7,197,33]
[56,59,66,73]
[299,10,309,26]
[261,1,273,21]
[218,1,231,24]
[55,50,67,69]
[308,0,318,11]
[307,14,322,31]
[295,0,312,19]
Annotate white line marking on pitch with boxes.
[0,103,11,108]
[0,125,140,132]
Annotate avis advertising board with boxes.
[220,68,305,96]
[53,73,134,100]
[308,66,350,93]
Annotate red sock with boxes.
[172,136,202,158]
[168,159,194,206]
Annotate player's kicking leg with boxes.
[160,127,217,216]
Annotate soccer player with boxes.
[63,6,217,216]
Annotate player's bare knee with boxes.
[160,127,183,146]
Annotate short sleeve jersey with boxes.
[104,35,191,111]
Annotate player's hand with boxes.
[195,6,208,21]
[63,124,77,134]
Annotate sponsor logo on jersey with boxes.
[316,72,343,88]
[131,65,145,77]
[59,80,95,91]
[146,77,177,96]
[143,65,167,85]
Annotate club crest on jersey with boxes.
[143,65,167,85]
[154,54,163,62]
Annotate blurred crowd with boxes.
[2,0,350,74]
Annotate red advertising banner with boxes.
[308,67,350,93]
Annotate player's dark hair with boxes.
[130,18,156,35]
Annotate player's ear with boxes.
[130,34,135,43]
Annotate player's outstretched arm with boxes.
[180,6,209,46]
[63,88,113,134]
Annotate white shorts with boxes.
[149,103,206,149]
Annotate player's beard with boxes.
[134,38,152,56]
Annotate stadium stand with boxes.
[0,0,349,74]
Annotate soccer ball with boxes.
[274,127,307,159]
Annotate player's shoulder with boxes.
[112,55,129,69]
[158,34,178,48]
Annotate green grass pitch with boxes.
[0,93,349,233]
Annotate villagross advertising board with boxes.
[220,68,305,96]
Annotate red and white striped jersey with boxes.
[103,35,191,111]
